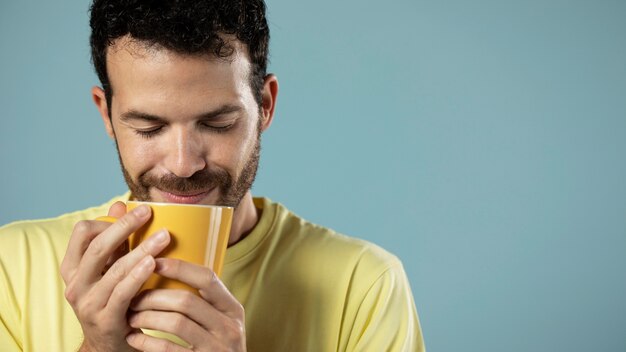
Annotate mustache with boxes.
[138,168,231,194]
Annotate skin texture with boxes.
[60,36,278,351]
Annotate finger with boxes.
[76,205,152,283]
[61,220,115,282]
[102,241,129,274]
[107,201,127,218]
[154,258,243,319]
[105,255,156,315]
[95,229,171,304]
[126,331,189,352]
[128,310,208,349]
[130,289,225,332]
[102,202,129,273]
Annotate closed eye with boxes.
[200,121,236,133]
[135,126,163,138]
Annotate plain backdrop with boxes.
[1,1,626,351]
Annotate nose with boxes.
[163,128,207,178]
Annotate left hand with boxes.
[126,258,246,351]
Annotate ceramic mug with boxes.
[97,201,233,293]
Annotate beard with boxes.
[117,130,261,208]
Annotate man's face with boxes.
[95,37,268,207]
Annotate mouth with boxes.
[155,188,213,204]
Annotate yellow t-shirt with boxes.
[0,194,424,351]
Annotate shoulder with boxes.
[0,195,126,253]
[265,198,403,284]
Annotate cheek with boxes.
[116,135,159,174]
[233,126,259,170]
[212,128,256,172]
[211,138,245,170]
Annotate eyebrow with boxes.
[119,104,243,123]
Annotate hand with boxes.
[126,258,246,351]
[60,201,172,352]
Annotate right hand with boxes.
[60,201,171,352]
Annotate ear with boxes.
[91,86,115,140]
[259,74,279,132]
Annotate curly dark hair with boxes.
[89,0,270,112]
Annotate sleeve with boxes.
[0,243,23,351]
[346,261,425,352]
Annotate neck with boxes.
[228,191,259,246]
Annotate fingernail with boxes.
[133,205,150,217]
[151,229,168,244]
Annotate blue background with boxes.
[1,1,625,351]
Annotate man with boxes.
[0,0,424,351]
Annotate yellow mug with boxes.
[97,201,233,293]
[98,201,233,347]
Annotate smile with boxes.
[156,189,213,204]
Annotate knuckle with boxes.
[178,291,195,310]
[116,215,133,230]
[88,237,105,256]
[137,241,152,256]
[172,314,187,332]
[64,284,78,304]
[205,269,218,285]
[224,320,245,341]
[73,220,92,235]
[76,294,96,317]
[234,302,245,318]
[107,260,128,281]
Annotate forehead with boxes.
[105,36,253,104]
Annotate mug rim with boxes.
[126,200,233,210]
